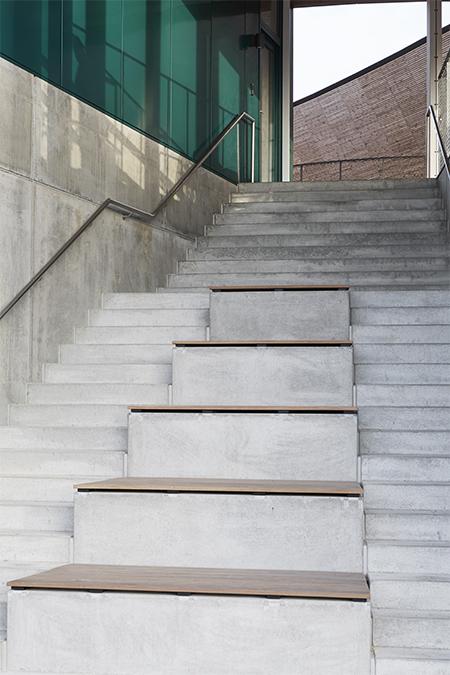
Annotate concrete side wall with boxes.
[0,57,233,420]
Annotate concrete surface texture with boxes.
[128,411,358,480]
[172,345,354,405]
[209,289,350,340]
[7,590,372,675]
[1,177,450,673]
[73,491,364,571]
[0,55,232,421]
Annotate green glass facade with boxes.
[0,0,281,182]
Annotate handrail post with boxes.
[251,119,256,183]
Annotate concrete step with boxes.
[357,385,450,406]
[9,404,128,427]
[360,430,450,455]
[375,646,450,675]
[354,325,450,343]
[354,344,450,364]
[0,502,73,532]
[27,383,169,405]
[168,271,450,289]
[231,187,439,203]
[74,484,363,571]
[89,308,209,327]
[128,410,358,481]
[0,425,127,450]
[75,325,206,344]
[188,243,446,260]
[365,482,450,510]
[238,178,436,192]
[356,364,450,384]
[363,455,450,482]
[196,231,446,249]
[172,345,353,406]
[374,609,450,650]
[0,449,124,476]
[351,289,450,307]
[0,531,71,563]
[366,510,450,541]
[60,343,173,364]
[209,289,350,341]
[102,292,209,309]
[179,257,447,273]
[212,211,444,227]
[0,476,111,502]
[223,197,442,213]
[368,539,450,574]
[6,566,371,675]
[370,574,450,612]
[353,306,450,325]
[44,362,172,384]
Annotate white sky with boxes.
[293,2,450,100]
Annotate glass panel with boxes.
[62,0,123,119]
[0,0,61,84]
[0,0,281,183]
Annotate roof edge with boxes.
[293,24,450,107]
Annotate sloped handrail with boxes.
[0,111,255,321]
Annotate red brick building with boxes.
[293,27,450,181]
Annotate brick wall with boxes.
[293,31,450,181]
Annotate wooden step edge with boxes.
[8,564,370,601]
[209,285,350,292]
[172,340,353,347]
[128,405,358,414]
[75,477,363,497]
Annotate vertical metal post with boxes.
[236,124,240,184]
[251,119,256,183]
[427,0,443,177]
[281,1,293,181]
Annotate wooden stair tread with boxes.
[8,564,369,600]
[75,477,363,496]
[209,285,350,292]
[173,340,352,347]
[128,405,358,414]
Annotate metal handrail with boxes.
[427,104,450,183]
[0,111,255,321]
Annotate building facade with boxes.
[293,27,450,181]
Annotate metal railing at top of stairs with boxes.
[0,111,255,322]
[427,104,450,183]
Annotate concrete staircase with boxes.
[1,178,449,673]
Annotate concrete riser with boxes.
[102,292,210,309]
[364,483,450,510]
[369,543,450,574]
[74,492,363,572]
[362,455,450,482]
[7,590,372,675]
[59,343,173,364]
[376,657,450,675]
[172,346,354,406]
[180,258,447,273]
[371,577,450,612]
[366,511,450,541]
[128,412,358,481]
[360,431,450,456]
[209,290,350,340]
[374,614,450,650]
[89,308,209,327]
